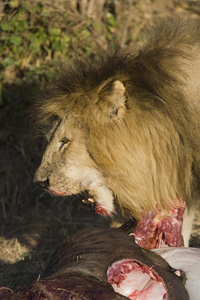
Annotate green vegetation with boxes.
[0,0,120,106]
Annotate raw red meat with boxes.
[134,201,186,249]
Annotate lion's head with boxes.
[34,19,200,219]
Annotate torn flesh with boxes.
[107,259,167,300]
[134,201,186,249]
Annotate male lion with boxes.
[34,18,200,249]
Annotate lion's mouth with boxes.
[48,188,100,213]
[44,184,114,217]
[47,188,68,197]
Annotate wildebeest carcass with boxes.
[0,227,192,300]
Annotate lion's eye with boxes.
[61,137,70,144]
[60,137,70,149]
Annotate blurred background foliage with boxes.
[1,0,200,290]
[0,0,140,107]
[0,0,199,107]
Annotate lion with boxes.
[34,18,200,248]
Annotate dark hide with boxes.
[0,227,189,300]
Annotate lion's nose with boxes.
[36,178,49,189]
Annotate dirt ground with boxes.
[1,0,200,290]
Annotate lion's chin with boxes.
[81,190,114,217]
[84,200,112,217]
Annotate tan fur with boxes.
[34,18,200,222]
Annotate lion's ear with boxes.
[98,80,126,119]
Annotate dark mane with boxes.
[33,17,200,126]
[55,17,200,94]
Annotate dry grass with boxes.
[0,0,200,290]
